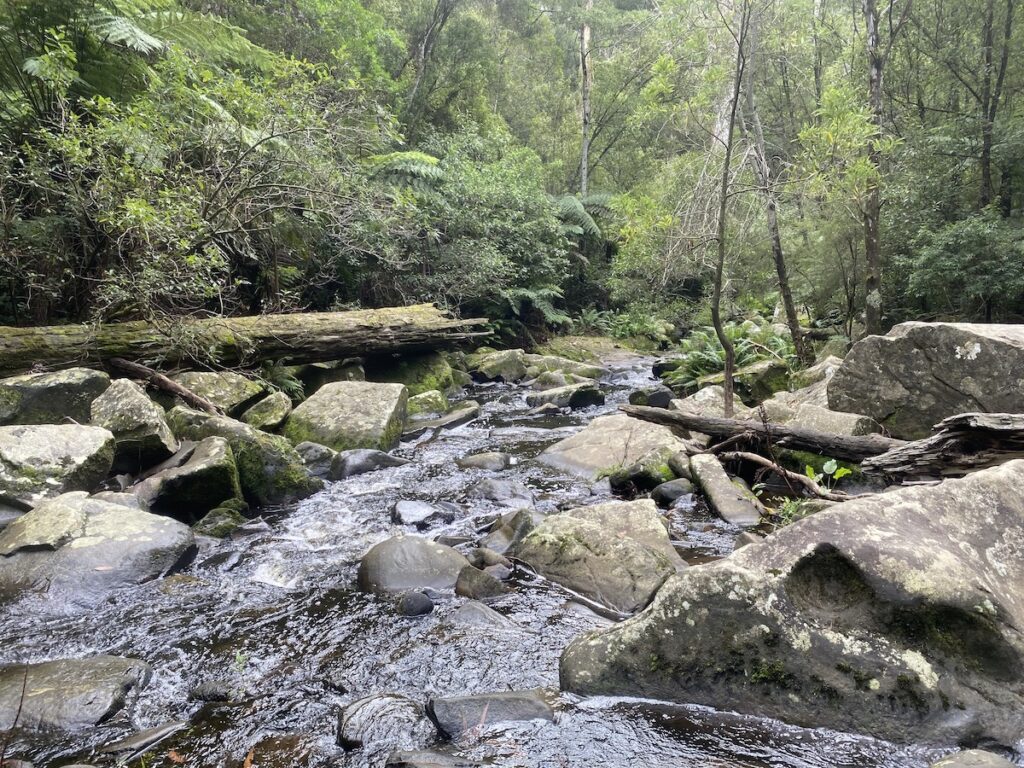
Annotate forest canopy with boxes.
[0,0,1021,343]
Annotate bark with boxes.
[580,0,594,196]
[863,0,885,336]
[979,0,1014,209]
[863,412,1024,478]
[620,404,906,462]
[0,304,488,377]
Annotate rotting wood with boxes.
[621,404,906,462]
[863,412,1024,478]
[0,304,489,376]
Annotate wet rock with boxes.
[403,400,481,439]
[191,499,247,538]
[365,351,454,397]
[525,383,605,410]
[466,478,534,508]
[0,367,110,426]
[0,656,151,730]
[560,460,1024,745]
[170,371,265,415]
[689,454,764,527]
[467,547,511,570]
[527,402,562,416]
[241,391,292,431]
[481,509,540,553]
[0,491,195,603]
[391,500,450,529]
[456,452,512,471]
[522,353,606,380]
[446,601,519,630]
[338,693,434,752]
[467,348,528,382]
[284,381,408,452]
[385,749,480,768]
[294,441,337,478]
[90,379,178,473]
[0,424,115,506]
[628,386,674,409]
[539,413,689,480]
[98,720,186,754]
[514,499,683,613]
[358,535,469,595]
[189,680,232,702]
[828,323,1024,439]
[651,478,694,507]
[455,565,508,600]
[167,407,320,506]
[527,370,569,389]
[427,690,555,738]
[407,390,450,419]
[330,449,410,480]
[931,750,1017,768]
[397,590,434,617]
[608,446,677,493]
[133,437,242,522]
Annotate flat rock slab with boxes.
[0,491,195,604]
[0,655,151,730]
[285,381,407,452]
[171,371,265,414]
[539,413,688,480]
[688,454,763,527]
[403,401,480,439]
[0,424,115,506]
[561,460,1024,745]
[427,690,555,738]
[0,367,110,426]
[828,322,1024,439]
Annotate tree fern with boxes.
[501,285,571,327]
[554,194,601,240]
[366,150,445,190]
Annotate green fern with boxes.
[366,151,445,190]
[501,285,571,327]
[554,194,601,240]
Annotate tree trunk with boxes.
[863,0,885,336]
[580,0,594,196]
[621,404,906,462]
[0,305,488,377]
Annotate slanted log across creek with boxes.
[620,404,906,462]
[0,304,488,376]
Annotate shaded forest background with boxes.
[1,0,1021,346]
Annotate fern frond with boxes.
[554,194,601,240]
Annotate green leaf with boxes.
[833,467,853,480]
[822,459,838,476]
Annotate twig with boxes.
[717,451,853,501]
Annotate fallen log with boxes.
[862,412,1024,478]
[620,404,906,462]
[0,304,489,376]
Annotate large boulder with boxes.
[0,492,195,603]
[133,437,243,522]
[241,391,292,432]
[0,425,115,506]
[284,381,407,452]
[0,367,110,425]
[686,359,789,404]
[560,461,1024,745]
[467,349,528,383]
[514,499,683,613]
[539,413,689,480]
[0,656,151,730]
[365,351,454,396]
[828,323,1024,439]
[167,407,319,506]
[90,379,178,473]
[407,390,450,419]
[357,536,470,595]
[170,371,265,415]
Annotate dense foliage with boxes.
[1,0,1022,336]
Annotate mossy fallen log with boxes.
[0,304,489,376]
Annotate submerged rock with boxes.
[0,492,195,603]
[0,655,151,730]
[391,500,451,529]
[90,379,178,473]
[931,751,1017,768]
[338,693,434,752]
[396,590,434,617]
[560,461,1024,745]
[284,381,408,451]
[386,749,480,767]
[0,367,110,426]
[539,413,688,480]
[0,424,115,506]
[828,322,1024,439]
[466,478,534,508]
[330,449,410,480]
[427,690,555,738]
[357,535,469,595]
[455,565,508,600]
[514,499,683,613]
[167,407,319,506]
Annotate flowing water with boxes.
[0,354,967,767]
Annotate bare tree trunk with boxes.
[580,0,594,196]
[862,0,885,336]
[712,0,751,418]
[980,0,1014,209]
[741,10,813,365]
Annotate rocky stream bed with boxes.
[0,351,982,768]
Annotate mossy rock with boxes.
[192,499,248,538]
[364,351,453,396]
[0,368,110,426]
[283,381,408,452]
[408,389,450,418]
